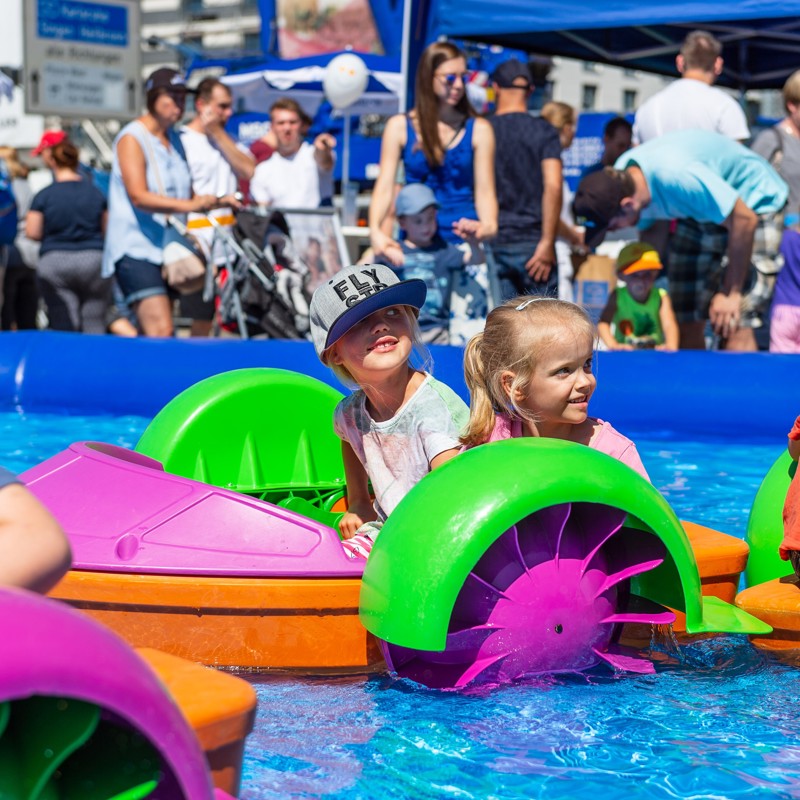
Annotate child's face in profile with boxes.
[621,269,659,303]
[399,205,438,248]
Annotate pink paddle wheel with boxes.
[380,502,675,689]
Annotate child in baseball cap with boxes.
[597,241,679,350]
[374,183,481,344]
[309,264,469,558]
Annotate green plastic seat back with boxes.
[136,368,346,495]
[745,449,797,587]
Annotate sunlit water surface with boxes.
[1,411,796,800]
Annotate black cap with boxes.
[491,58,532,89]
[572,170,629,249]
[144,68,188,97]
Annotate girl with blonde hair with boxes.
[461,296,649,477]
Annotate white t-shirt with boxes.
[633,78,750,144]
[250,141,334,209]
[334,374,469,520]
[179,126,249,263]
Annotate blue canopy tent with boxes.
[422,0,800,89]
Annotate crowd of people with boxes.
[1,31,799,353]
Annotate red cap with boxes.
[33,130,66,156]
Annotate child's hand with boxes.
[370,230,404,267]
[339,510,366,539]
[655,344,677,352]
[452,217,482,240]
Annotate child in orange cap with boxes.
[598,241,679,350]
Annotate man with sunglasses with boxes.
[487,58,563,302]
[179,78,254,334]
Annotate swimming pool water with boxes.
[1,411,796,800]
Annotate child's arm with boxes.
[0,481,72,593]
[339,441,377,539]
[789,416,800,462]
[656,291,680,351]
[430,447,461,469]
[597,294,631,351]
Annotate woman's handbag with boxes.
[162,217,208,295]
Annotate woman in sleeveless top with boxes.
[368,41,497,267]
[102,68,235,337]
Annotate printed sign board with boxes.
[23,0,141,119]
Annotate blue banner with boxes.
[37,0,128,47]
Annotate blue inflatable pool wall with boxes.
[0,331,797,438]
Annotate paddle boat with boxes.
[24,367,769,689]
[0,586,254,799]
[735,451,800,651]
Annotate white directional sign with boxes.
[23,0,141,120]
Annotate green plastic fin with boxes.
[135,368,346,494]
[278,496,345,534]
[745,449,796,587]
[10,696,100,800]
[686,596,774,635]
[56,718,161,799]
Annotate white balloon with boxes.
[323,53,369,110]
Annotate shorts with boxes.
[178,287,215,321]
[667,219,727,324]
[667,217,771,329]
[114,256,169,305]
[770,304,800,353]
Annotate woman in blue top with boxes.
[368,41,497,267]
[102,68,234,337]
[26,136,109,333]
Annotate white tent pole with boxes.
[399,0,411,112]
[343,112,351,188]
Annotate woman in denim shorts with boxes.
[101,68,232,337]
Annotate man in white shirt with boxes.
[180,78,254,335]
[250,98,336,209]
[633,30,755,350]
[633,32,750,145]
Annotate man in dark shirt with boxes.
[488,58,563,301]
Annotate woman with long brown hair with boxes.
[368,41,497,266]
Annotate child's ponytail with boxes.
[460,332,499,448]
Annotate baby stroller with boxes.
[208,208,310,340]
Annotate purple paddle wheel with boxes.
[380,502,675,689]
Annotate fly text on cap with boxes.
[333,269,388,308]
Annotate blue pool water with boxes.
[1,411,796,800]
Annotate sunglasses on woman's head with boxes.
[436,72,469,86]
